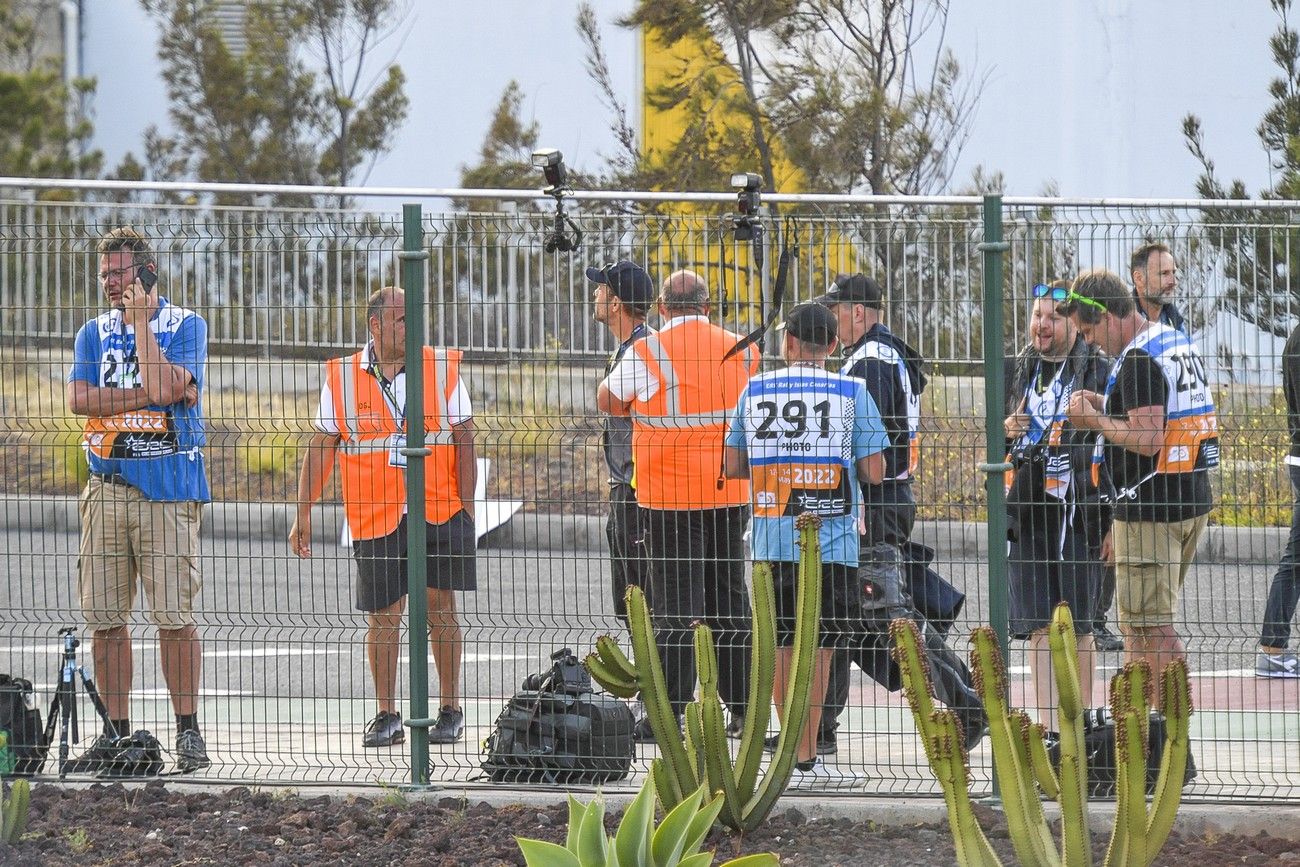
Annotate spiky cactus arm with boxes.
[625,585,698,804]
[744,513,823,830]
[1024,718,1061,801]
[695,623,746,830]
[970,628,1058,867]
[1145,659,1193,863]
[1,778,29,845]
[932,710,1005,867]
[1047,603,1091,867]
[733,560,778,803]
[1105,709,1149,867]
[891,616,944,759]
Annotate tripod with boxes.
[41,627,119,779]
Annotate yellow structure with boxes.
[638,24,859,318]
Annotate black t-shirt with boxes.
[1103,349,1213,522]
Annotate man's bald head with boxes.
[367,285,403,322]
[659,269,711,316]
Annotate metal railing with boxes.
[0,176,1297,804]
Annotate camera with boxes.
[532,148,583,255]
[521,647,592,695]
[731,172,763,242]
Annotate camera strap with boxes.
[721,217,795,363]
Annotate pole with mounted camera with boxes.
[531,149,583,254]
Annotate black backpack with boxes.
[0,675,46,777]
[1048,711,1197,798]
[481,649,634,785]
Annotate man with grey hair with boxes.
[599,269,759,740]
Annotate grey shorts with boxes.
[352,512,477,612]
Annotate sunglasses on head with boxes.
[1032,283,1107,312]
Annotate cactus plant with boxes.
[892,602,1193,867]
[2,777,30,845]
[514,765,779,867]
[585,513,825,832]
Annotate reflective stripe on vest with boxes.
[327,346,463,539]
[629,320,758,510]
[841,337,920,481]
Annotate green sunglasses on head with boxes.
[1033,283,1106,312]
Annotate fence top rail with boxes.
[0,175,1298,212]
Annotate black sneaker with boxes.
[762,730,838,756]
[62,734,119,775]
[725,713,745,739]
[362,710,405,748]
[175,729,211,772]
[1093,626,1125,653]
[427,706,464,744]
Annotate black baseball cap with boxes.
[586,260,655,312]
[814,273,884,309]
[777,302,838,346]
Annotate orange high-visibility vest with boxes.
[326,346,463,540]
[629,318,759,510]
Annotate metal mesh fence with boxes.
[0,182,1297,803]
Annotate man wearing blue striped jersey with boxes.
[724,302,888,787]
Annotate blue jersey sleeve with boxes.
[852,383,890,458]
[164,312,208,387]
[68,322,101,385]
[724,387,749,450]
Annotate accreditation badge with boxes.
[388,434,407,468]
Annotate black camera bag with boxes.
[97,730,165,778]
[481,650,633,784]
[0,674,46,777]
[482,690,634,785]
[1048,712,1196,798]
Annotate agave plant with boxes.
[891,603,1192,867]
[514,765,777,867]
[585,513,825,832]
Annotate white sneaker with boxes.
[786,758,867,791]
[1256,651,1300,678]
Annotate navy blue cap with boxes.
[814,273,884,309]
[586,260,655,312]
[777,301,838,346]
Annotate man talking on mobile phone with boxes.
[65,227,210,775]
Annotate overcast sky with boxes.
[84,1,1278,200]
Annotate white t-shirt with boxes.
[313,345,472,435]
[601,315,708,403]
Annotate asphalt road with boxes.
[1,524,1296,795]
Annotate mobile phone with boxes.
[136,264,157,291]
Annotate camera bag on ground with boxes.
[482,648,634,785]
[1047,709,1197,798]
[0,674,46,777]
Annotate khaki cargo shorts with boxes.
[1113,515,1208,629]
[77,475,203,632]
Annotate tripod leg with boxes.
[58,675,75,779]
[78,667,120,740]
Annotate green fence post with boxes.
[976,194,1012,800]
[977,195,1011,662]
[400,203,432,788]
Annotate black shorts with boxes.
[353,512,478,612]
[1008,524,1099,639]
[771,561,863,649]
